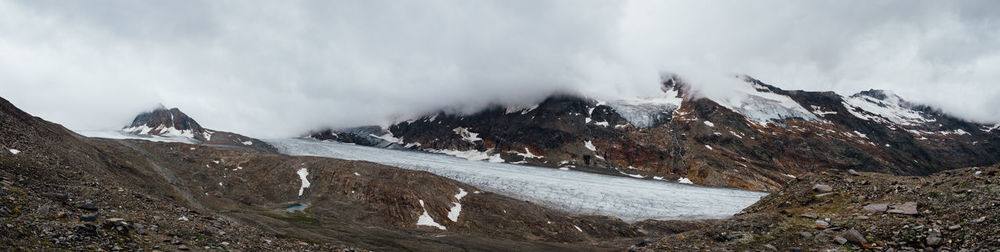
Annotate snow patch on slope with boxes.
[505,104,539,115]
[453,127,482,143]
[584,141,596,151]
[940,129,970,135]
[983,124,1000,132]
[417,200,446,230]
[8,149,20,155]
[296,168,310,196]
[516,147,543,159]
[809,105,837,117]
[447,188,468,222]
[369,133,404,144]
[124,125,197,139]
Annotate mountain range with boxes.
[309,75,999,191]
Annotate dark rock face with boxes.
[308,77,1000,191]
[308,126,404,148]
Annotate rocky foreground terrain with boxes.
[631,164,1000,251]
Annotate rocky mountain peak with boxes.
[123,107,207,140]
[660,74,690,97]
[853,89,893,100]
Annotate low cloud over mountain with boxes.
[1,0,997,137]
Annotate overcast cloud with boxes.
[1,0,997,138]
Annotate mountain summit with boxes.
[124,107,209,141]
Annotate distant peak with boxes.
[660,74,691,98]
[737,74,785,93]
[851,89,911,107]
[123,106,205,138]
[853,89,895,100]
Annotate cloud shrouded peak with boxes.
[1,0,997,137]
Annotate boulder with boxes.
[79,213,98,222]
[887,202,918,215]
[78,202,98,211]
[812,184,833,193]
[926,231,942,246]
[862,203,889,212]
[843,229,866,245]
[815,220,830,229]
[833,236,847,244]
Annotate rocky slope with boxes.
[630,163,1000,251]
[310,76,999,191]
[1,96,668,251]
[123,107,278,153]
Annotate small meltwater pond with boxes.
[268,139,768,222]
[284,203,308,213]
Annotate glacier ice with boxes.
[605,96,681,129]
[707,78,819,124]
[269,138,767,222]
[77,129,199,144]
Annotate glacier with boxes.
[842,90,934,126]
[268,138,767,222]
[604,89,684,129]
[77,129,199,144]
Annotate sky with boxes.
[1,0,998,138]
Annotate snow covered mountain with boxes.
[308,76,999,191]
[122,107,278,152]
